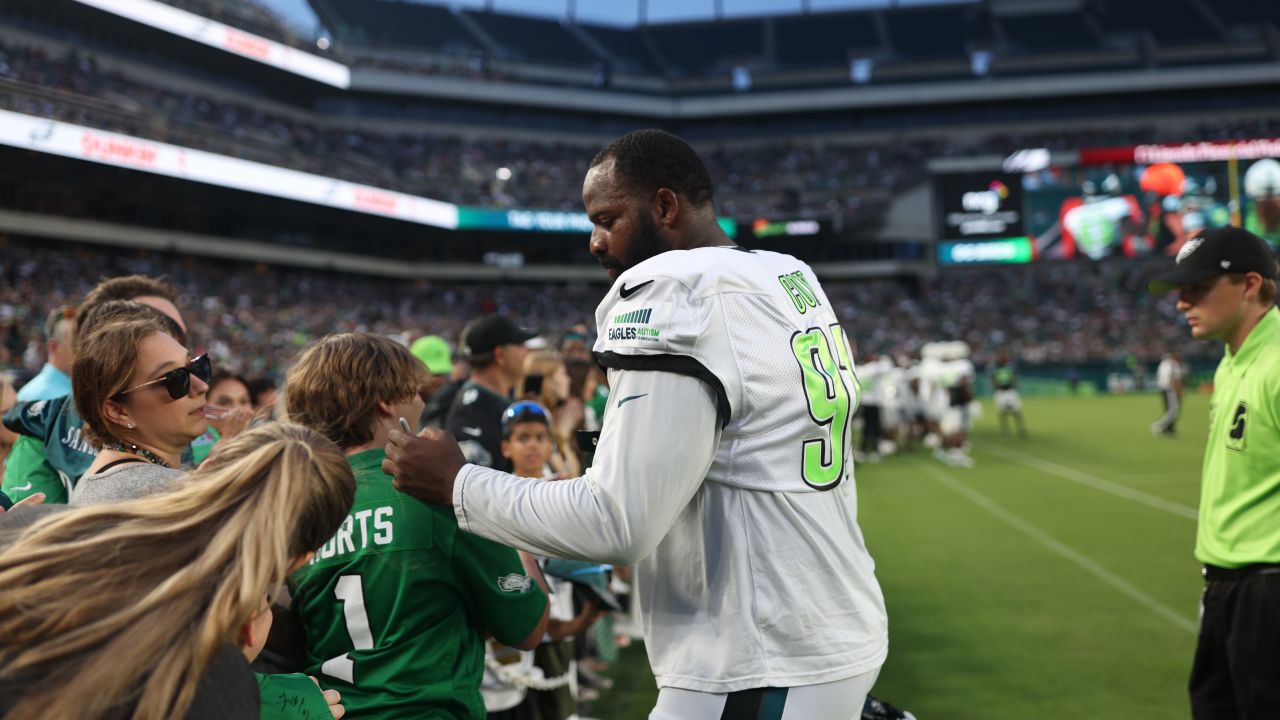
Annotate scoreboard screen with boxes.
[935,140,1280,264]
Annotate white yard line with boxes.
[987,444,1198,521]
[915,459,1198,635]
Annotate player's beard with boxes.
[600,211,669,275]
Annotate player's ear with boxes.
[653,187,679,227]
[374,399,395,419]
[500,437,514,460]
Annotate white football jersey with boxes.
[596,246,864,493]
[591,246,889,692]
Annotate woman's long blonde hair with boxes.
[0,422,355,720]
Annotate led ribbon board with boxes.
[0,110,457,228]
[71,0,350,88]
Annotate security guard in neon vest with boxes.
[1148,226,1280,719]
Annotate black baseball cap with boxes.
[1146,226,1279,295]
[459,314,535,356]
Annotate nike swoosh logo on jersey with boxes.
[11,481,33,492]
[619,280,654,299]
[462,426,483,437]
[616,394,648,408]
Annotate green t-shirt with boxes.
[288,449,547,719]
[190,426,221,466]
[2,436,68,504]
[1196,307,1280,568]
[993,366,1016,390]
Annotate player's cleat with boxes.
[947,448,975,468]
[862,693,918,720]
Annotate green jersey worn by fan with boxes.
[284,333,548,719]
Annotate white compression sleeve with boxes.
[452,369,720,565]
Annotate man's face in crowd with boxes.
[497,343,530,385]
[583,158,669,280]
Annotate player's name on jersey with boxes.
[311,505,396,564]
[61,424,96,456]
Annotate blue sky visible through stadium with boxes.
[263,0,971,34]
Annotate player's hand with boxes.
[382,428,467,506]
[308,676,344,719]
[0,492,45,515]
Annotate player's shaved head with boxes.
[590,129,713,207]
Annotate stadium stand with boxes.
[1094,0,1220,46]
[773,11,881,68]
[311,0,483,56]
[0,234,1216,385]
[645,19,767,76]
[883,4,992,60]
[1211,0,1280,28]
[466,11,598,66]
[999,11,1101,54]
[578,23,662,75]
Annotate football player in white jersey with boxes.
[383,130,889,720]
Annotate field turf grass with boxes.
[595,392,1207,719]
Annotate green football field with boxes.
[596,392,1207,719]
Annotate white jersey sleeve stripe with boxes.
[595,351,731,428]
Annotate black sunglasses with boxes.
[113,354,212,401]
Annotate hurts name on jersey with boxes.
[312,505,396,563]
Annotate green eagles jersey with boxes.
[2,397,96,502]
[289,449,547,719]
[2,396,195,498]
[1196,308,1280,568]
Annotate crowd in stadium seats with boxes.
[0,237,1209,389]
[6,35,1280,224]
[0,37,911,217]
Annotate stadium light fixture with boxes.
[970,50,992,77]
[1003,148,1052,174]
[850,58,872,85]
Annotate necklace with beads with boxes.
[103,442,172,468]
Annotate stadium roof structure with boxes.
[308,0,1280,112]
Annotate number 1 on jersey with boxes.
[321,574,374,684]
[791,324,859,489]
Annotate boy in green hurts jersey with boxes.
[1147,226,1280,718]
[284,333,549,719]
